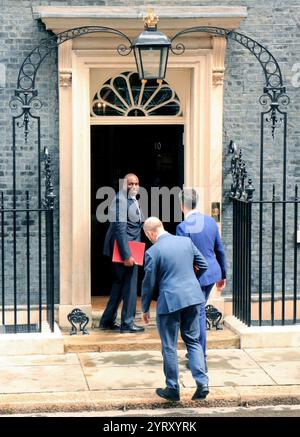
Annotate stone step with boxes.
[63,302,239,353]
[63,325,239,353]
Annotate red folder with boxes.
[112,240,146,266]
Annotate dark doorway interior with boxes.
[91,124,184,296]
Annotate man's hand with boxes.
[141,312,150,325]
[216,279,226,291]
[124,256,136,267]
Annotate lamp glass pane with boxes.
[159,48,169,78]
[140,48,161,79]
[133,48,143,79]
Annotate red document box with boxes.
[112,240,146,266]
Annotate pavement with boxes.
[0,346,300,414]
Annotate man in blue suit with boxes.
[100,174,145,333]
[141,217,209,402]
[176,189,227,368]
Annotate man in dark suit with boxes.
[176,189,227,368]
[141,217,209,402]
[99,173,145,333]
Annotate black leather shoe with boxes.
[99,322,120,331]
[156,387,180,401]
[120,324,145,333]
[192,384,209,400]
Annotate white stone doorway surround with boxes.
[33,6,247,327]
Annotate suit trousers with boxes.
[100,263,138,330]
[200,283,214,359]
[156,304,208,390]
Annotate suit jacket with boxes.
[176,211,227,286]
[141,233,208,315]
[103,189,143,259]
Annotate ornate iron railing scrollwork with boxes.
[18,26,132,93]
[171,26,283,89]
[170,26,289,139]
[43,147,56,209]
[67,308,89,335]
[259,87,290,139]
[9,90,42,144]
[12,25,289,143]
[11,26,133,143]
[229,140,255,201]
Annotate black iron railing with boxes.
[0,148,55,334]
[232,197,252,326]
[232,187,299,326]
[0,195,55,333]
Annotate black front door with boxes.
[91,124,184,296]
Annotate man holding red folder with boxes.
[99,174,145,333]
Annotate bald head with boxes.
[143,217,165,244]
[143,217,164,233]
[124,173,138,181]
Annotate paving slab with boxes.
[84,365,165,390]
[78,350,189,368]
[181,367,276,388]
[257,361,300,385]
[78,351,163,367]
[0,365,88,394]
[0,353,79,367]
[244,348,300,363]
[206,349,260,370]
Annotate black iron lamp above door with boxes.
[132,10,171,81]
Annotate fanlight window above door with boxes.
[91,71,182,117]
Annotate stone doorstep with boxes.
[0,321,240,355]
[0,386,300,414]
[62,326,240,353]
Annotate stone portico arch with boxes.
[32,6,247,327]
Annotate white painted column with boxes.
[210,36,227,223]
[208,36,227,313]
[58,49,92,327]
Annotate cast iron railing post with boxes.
[45,208,54,331]
[293,185,298,324]
[271,185,276,325]
[26,191,31,328]
[232,198,237,318]
[245,180,254,326]
[230,142,254,325]
[44,148,55,332]
[1,192,4,326]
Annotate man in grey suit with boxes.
[141,217,209,401]
[100,174,144,333]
